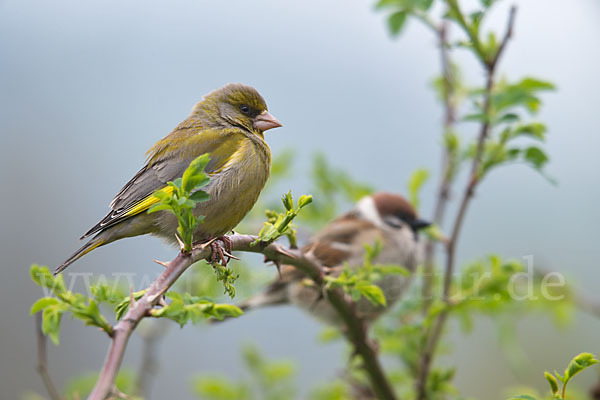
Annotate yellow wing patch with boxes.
[124,185,175,217]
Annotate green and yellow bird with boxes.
[55,83,281,274]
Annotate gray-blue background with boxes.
[1,0,599,399]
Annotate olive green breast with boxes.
[155,134,271,242]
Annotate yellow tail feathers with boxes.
[54,238,105,275]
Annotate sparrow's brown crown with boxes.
[372,192,417,222]
[360,192,431,231]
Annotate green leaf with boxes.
[496,113,520,124]
[469,11,484,33]
[519,77,556,91]
[544,371,559,395]
[151,155,212,251]
[30,297,59,314]
[375,264,410,277]
[192,376,250,400]
[150,189,172,202]
[211,264,239,298]
[114,290,146,320]
[147,203,173,214]
[462,113,487,122]
[262,361,295,383]
[524,146,549,169]
[63,370,136,400]
[423,224,445,242]
[182,153,211,193]
[407,168,429,210]
[170,177,183,190]
[513,123,547,140]
[91,284,126,305]
[30,264,66,295]
[189,190,210,203]
[298,194,313,208]
[282,191,294,211]
[420,0,434,10]
[444,130,460,152]
[374,0,399,9]
[257,222,280,243]
[42,305,66,345]
[356,282,386,306]
[318,327,342,343]
[388,11,408,36]
[211,304,244,320]
[255,191,313,245]
[564,352,598,381]
[554,370,564,383]
[490,77,555,115]
[364,240,383,264]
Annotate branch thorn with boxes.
[174,233,185,251]
[153,259,170,268]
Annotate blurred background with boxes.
[1,0,599,399]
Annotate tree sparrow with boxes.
[237,192,430,324]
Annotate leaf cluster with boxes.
[465,77,555,181]
[407,168,430,211]
[150,292,242,326]
[30,265,116,344]
[255,191,312,246]
[192,344,296,400]
[148,153,211,252]
[63,370,139,400]
[375,0,436,35]
[510,353,599,400]
[325,241,410,307]
[114,288,242,325]
[371,252,575,399]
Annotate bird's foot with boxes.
[207,236,236,266]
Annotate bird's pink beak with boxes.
[254,111,282,132]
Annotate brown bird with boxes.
[236,192,430,324]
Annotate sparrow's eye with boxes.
[240,105,251,115]
[383,215,403,229]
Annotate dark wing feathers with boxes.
[109,158,189,211]
[80,128,243,240]
[301,216,374,268]
[80,157,190,239]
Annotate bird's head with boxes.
[196,83,282,134]
[356,192,431,238]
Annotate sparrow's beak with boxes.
[411,219,431,231]
[254,111,282,132]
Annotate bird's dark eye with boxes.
[383,215,403,229]
[240,105,251,115]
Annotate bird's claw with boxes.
[208,236,234,266]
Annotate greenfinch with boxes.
[55,83,281,274]
[234,193,430,324]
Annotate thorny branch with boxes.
[231,235,397,400]
[415,6,518,400]
[87,246,204,400]
[84,234,396,400]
